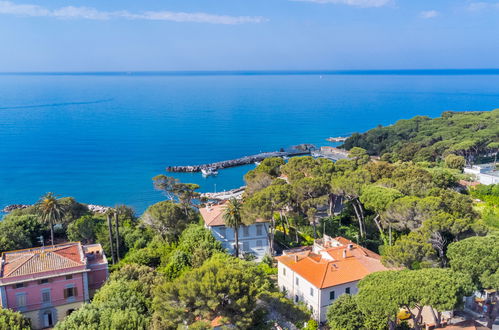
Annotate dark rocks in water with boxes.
[2,204,31,213]
[293,144,316,151]
[167,149,311,173]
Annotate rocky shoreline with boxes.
[2,203,111,214]
[1,204,30,213]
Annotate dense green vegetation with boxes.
[0,309,31,330]
[342,109,499,164]
[2,113,499,329]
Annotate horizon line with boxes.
[1,68,499,76]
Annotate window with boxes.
[256,240,262,247]
[16,294,27,308]
[310,287,314,297]
[243,226,249,237]
[345,287,350,294]
[283,267,286,276]
[14,283,24,289]
[65,275,73,280]
[329,291,335,300]
[295,295,299,303]
[64,287,77,299]
[243,241,250,251]
[256,224,263,236]
[41,290,51,303]
[39,279,49,285]
[296,277,299,286]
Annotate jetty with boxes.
[167,148,312,173]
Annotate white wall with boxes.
[277,262,360,323]
[277,263,321,321]
[464,167,499,185]
[318,281,359,323]
[208,223,269,260]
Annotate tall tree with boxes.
[114,207,120,261]
[223,198,243,258]
[36,192,66,245]
[141,201,190,240]
[152,254,270,329]
[105,210,116,265]
[327,294,365,330]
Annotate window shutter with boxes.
[74,287,78,297]
[63,288,68,298]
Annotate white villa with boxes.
[200,202,270,261]
[276,235,389,323]
[464,164,499,185]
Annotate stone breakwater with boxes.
[167,150,311,173]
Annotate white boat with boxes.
[254,161,261,166]
[201,167,218,177]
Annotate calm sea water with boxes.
[1,72,499,214]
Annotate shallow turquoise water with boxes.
[1,73,498,214]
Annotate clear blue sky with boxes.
[0,0,498,71]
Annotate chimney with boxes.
[343,249,347,259]
[294,255,299,262]
[348,244,354,250]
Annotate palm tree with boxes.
[36,192,66,246]
[223,198,243,258]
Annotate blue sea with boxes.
[1,71,499,215]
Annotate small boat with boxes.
[201,167,218,177]
[254,161,261,166]
[283,156,289,160]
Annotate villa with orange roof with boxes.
[276,235,389,323]
[200,202,270,261]
[0,242,108,329]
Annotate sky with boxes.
[0,0,499,71]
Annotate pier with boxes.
[167,149,312,173]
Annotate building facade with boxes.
[464,164,499,185]
[277,236,388,323]
[200,203,270,261]
[0,242,108,329]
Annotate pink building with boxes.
[0,242,108,329]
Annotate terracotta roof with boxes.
[1,243,85,279]
[277,237,389,289]
[200,202,268,227]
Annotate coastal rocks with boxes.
[201,186,246,201]
[292,144,316,152]
[167,149,311,173]
[2,204,30,213]
[2,203,111,214]
[86,204,112,214]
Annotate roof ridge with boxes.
[4,254,34,277]
[320,261,333,288]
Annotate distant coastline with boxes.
[2,68,499,76]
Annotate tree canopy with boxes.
[447,235,499,290]
[342,109,499,164]
[152,253,271,329]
